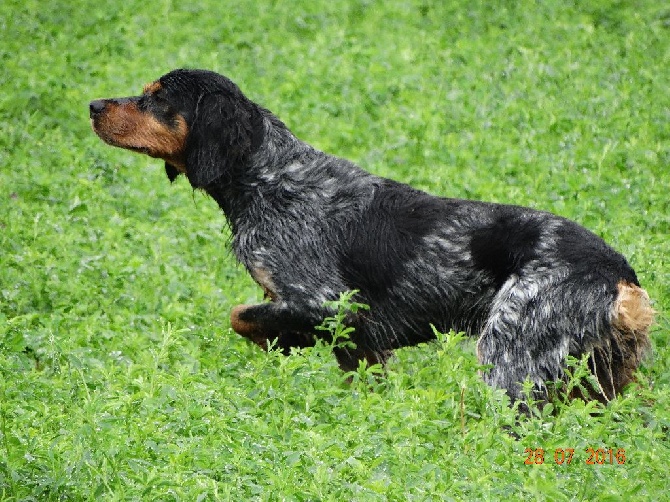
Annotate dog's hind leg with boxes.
[477,274,653,405]
[476,272,582,404]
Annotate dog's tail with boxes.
[587,281,654,401]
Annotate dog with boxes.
[90,69,653,404]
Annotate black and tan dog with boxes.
[90,69,653,404]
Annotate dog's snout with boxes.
[89,100,107,118]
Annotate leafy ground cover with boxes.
[1,0,669,499]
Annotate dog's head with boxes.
[90,69,264,187]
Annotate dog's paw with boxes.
[230,304,269,346]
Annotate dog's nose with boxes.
[89,100,106,118]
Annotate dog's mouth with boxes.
[91,121,145,153]
[91,103,189,166]
[90,122,116,147]
[90,99,155,153]
[126,144,151,155]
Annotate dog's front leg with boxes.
[230,302,321,353]
[231,302,392,372]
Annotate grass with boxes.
[1,0,669,499]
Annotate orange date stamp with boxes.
[524,448,626,465]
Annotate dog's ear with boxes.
[185,92,262,188]
[165,162,181,182]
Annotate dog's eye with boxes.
[137,96,150,111]
[149,97,177,121]
[137,93,170,113]
[153,96,172,112]
[151,92,172,108]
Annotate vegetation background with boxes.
[1,0,668,499]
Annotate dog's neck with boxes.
[201,114,322,232]
[202,111,375,249]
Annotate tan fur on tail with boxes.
[588,281,653,402]
[613,281,655,335]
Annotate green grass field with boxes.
[1,0,669,499]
